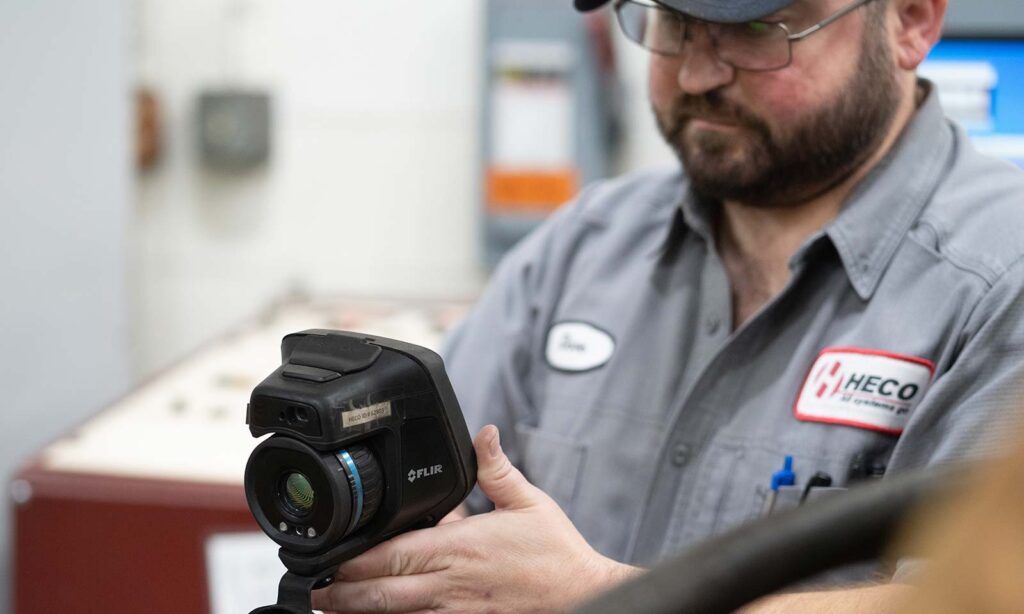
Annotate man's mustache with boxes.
[668,92,766,136]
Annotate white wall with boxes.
[132,0,486,374]
[0,1,131,610]
[611,26,677,174]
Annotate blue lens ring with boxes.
[336,449,364,536]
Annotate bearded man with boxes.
[313,0,1024,611]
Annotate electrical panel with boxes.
[198,89,272,172]
[482,0,620,266]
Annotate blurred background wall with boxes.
[131,0,487,374]
[0,1,131,608]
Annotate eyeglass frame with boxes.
[614,0,880,72]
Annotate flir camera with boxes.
[244,330,477,614]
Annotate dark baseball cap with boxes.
[574,0,798,23]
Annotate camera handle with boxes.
[250,570,334,614]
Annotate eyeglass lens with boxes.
[615,1,793,71]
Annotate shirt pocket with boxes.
[697,430,896,540]
[513,421,588,516]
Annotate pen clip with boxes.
[799,471,834,504]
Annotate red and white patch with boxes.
[794,347,935,435]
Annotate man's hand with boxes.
[311,425,640,613]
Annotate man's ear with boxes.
[889,0,947,70]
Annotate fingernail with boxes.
[488,426,501,459]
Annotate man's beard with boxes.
[654,25,901,207]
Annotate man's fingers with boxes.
[474,425,544,511]
[311,574,443,613]
[336,527,453,581]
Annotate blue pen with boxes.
[763,455,796,515]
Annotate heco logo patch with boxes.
[545,322,615,372]
[794,347,935,434]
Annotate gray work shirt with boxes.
[442,87,1024,572]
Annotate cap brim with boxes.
[658,0,796,22]
[574,0,797,22]
[574,0,612,11]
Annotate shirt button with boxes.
[671,444,691,467]
[705,316,721,335]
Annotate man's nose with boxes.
[676,22,736,95]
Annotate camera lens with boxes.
[245,437,384,554]
[281,471,316,516]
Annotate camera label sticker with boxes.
[342,401,392,428]
[794,347,935,435]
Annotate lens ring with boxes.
[245,437,354,553]
[279,471,316,517]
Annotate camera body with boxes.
[244,329,476,580]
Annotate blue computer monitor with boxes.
[922,38,1024,167]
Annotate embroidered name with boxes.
[545,321,615,372]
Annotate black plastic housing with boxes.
[243,329,477,579]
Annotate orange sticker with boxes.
[486,168,579,213]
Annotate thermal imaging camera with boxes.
[244,330,477,614]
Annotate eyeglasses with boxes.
[614,0,878,71]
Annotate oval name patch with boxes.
[545,321,615,372]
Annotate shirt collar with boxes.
[816,81,955,299]
[656,81,956,300]
[652,180,717,261]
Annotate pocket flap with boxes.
[513,422,587,515]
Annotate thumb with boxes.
[474,425,543,511]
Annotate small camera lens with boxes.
[280,471,316,516]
